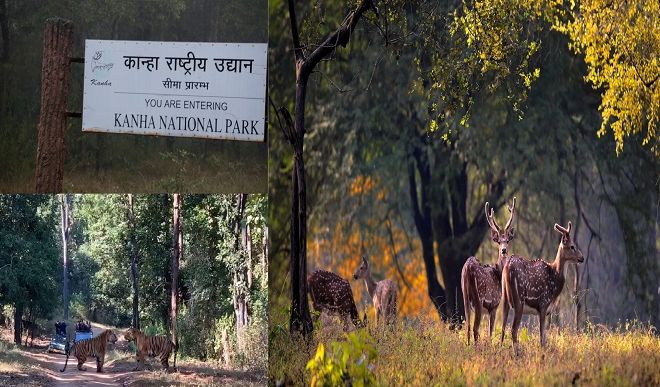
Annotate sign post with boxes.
[82,40,267,141]
[35,18,73,193]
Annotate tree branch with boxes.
[287,0,303,62]
[300,0,377,78]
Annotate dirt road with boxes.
[20,325,131,386]
[2,325,266,386]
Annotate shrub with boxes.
[306,330,377,387]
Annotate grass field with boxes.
[269,312,660,386]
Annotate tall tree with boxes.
[60,194,72,321]
[170,193,182,350]
[281,0,379,337]
[127,194,140,329]
[0,195,58,345]
[234,194,248,351]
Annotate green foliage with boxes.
[76,195,132,325]
[269,0,658,329]
[0,195,60,321]
[0,193,267,367]
[306,330,377,387]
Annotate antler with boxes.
[553,221,572,236]
[485,202,501,233]
[504,197,516,231]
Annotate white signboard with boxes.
[82,40,267,141]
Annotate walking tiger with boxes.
[60,329,118,373]
[123,327,177,372]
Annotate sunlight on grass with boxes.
[270,313,660,386]
[0,361,21,373]
[0,341,41,375]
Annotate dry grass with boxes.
[269,314,660,386]
[0,341,51,386]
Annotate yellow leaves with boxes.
[520,326,529,343]
[521,67,541,88]
[349,175,375,196]
[307,185,440,320]
[455,0,659,155]
[556,0,660,156]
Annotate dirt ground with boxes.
[0,325,266,386]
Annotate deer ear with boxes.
[491,229,499,243]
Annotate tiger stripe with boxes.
[60,329,118,373]
[124,327,177,372]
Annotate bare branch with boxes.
[287,0,304,62]
[301,0,377,79]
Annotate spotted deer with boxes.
[307,270,363,329]
[353,256,398,325]
[461,197,516,344]
[500,221,583,354]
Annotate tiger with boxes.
[60,329,118,373]
[123,327,177,372]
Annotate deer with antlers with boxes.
[500,221,583,354]
[307,270,364,330]
[353,256,398,326]
[461,197,516,344]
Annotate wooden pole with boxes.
[35,18,73,193]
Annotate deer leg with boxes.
[489,310,496,341]
[375,305,381,326]
[465,302,471,345]
[511,306,524,356]
[539,310,547,347]
[473,308,482,344]
[501,299,509,344]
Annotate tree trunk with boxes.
[60,194,72,321]
[285,0,375,337]
[408,150,448,321]
[24,309,30,347]
[221,327,231,366]
[289,148,312,334]
[234,194,248,352]
[170,194,183,349]
[262,226,268,285]
[247,224,253,289]
[13,304,22,345]
[128,194,140,330]
[161,194,170,329]
[35,18,73,193]
[572,146,583,330]
[435,241,469,325]
[0,0,8,62]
